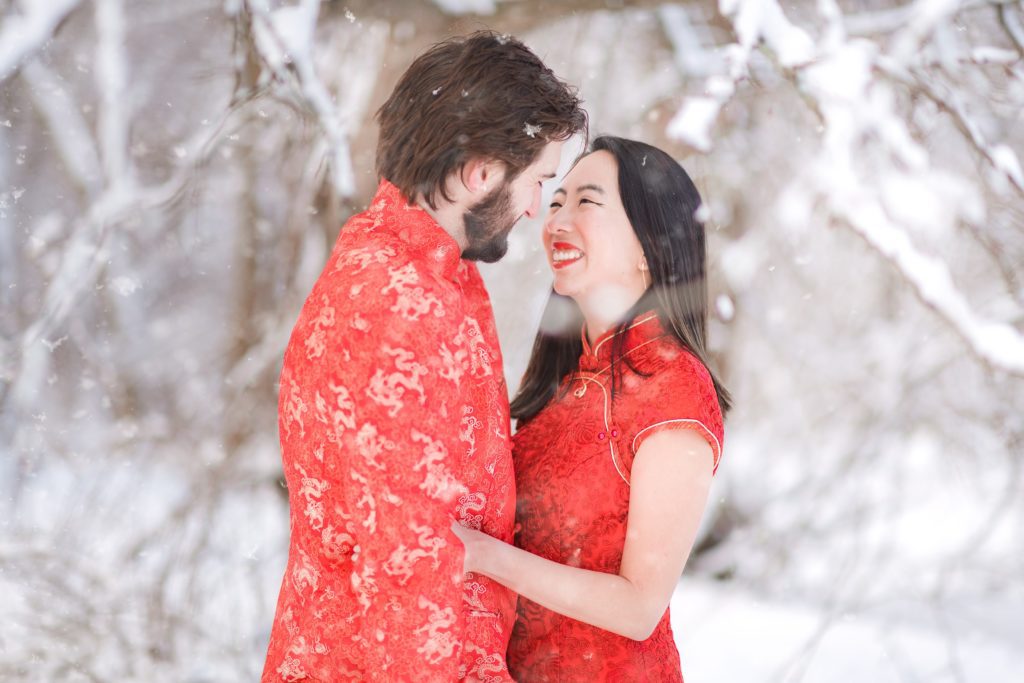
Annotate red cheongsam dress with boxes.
[507,312,724,682]
[263,180,516,682]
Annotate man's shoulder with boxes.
[330,218,454,295]
[299,225,460,342]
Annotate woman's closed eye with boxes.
[550,197,602,209]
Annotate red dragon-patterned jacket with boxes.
[262,180,516,682]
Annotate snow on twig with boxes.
[6,0,141,412]
[998,2,1024,54]
[94,0,131,187]
[664,0,814,150]
[889,0,962,62]
[838,198,1024,376]
[0,0,84,82]
[671,0,1024,377]
[430,0,498,15]
[15,0,134,348]
[657,5,720,79]
[246,0,356,197]
[22,61,103,194]
[879,59,1024,194]
[720,0,816,67]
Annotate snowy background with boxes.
[2,0,1023,681]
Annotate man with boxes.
[263,31,587,682]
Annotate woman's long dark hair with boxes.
[510,135,732,425]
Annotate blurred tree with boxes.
[1,0,1021,680]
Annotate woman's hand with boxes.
[446,428,714,641]
[451,521,485,574]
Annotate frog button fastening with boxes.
[574,381,587,398]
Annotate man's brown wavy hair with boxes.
[376,31,588,209]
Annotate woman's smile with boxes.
[551,241,585,268]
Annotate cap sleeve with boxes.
[627,348,725,473]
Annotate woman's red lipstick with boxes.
[551,241,584,269]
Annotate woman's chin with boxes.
[550,277,580,299]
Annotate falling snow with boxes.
[2,1,1022,681]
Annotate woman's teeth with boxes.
[552,248,583,262]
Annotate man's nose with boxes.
[523,185,541,219]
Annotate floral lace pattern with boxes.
[508,314,724,682]
[263,181,516,682]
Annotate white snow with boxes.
[0,0,84,82]
[671,579,1024,683]
[3,1,1023,680]
[720,0,816,67]
[667,97,722,152]
[430,0,498,15]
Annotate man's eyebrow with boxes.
[553,187,567,196]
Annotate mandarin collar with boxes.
[579,311,664,371]
[368,179,462,282]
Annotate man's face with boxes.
[462,140,565,263]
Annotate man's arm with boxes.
[333,275,473,679]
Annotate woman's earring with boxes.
[639,260,650,289]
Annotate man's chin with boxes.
[462,236,510,263]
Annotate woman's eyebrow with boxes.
[553,183,605,197]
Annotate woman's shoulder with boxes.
[629,335,712,385]
[624,337,722,429]
[622,339,725,468]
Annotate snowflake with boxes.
[523,122,541,138]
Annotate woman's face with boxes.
[543,150,647,307]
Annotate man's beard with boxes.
[462,183,516,263]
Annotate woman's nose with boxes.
[544,208,570,235]
[544,216,565,235]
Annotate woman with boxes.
[453,136,731,681]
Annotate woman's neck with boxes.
[577,286,646,346]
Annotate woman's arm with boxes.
[452,428,714,641]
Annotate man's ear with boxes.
[460,158,503,195]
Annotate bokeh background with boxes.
[2,0,1023,681]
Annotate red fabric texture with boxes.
[263,180,516,682]
[508,313,724,682]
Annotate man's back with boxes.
[263,181,516,682]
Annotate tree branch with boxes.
[0,0,84,82]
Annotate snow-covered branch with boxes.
[22,60,102,194]
[998,2,1024,55]
[94,0,132,188]
[244,0,356,197]
[833,195,1024,375]
[668,0,1024,377]
[430,0,498,15]
[663,0,817,151]
[0,0,84,82]
[881,60,1024,194]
